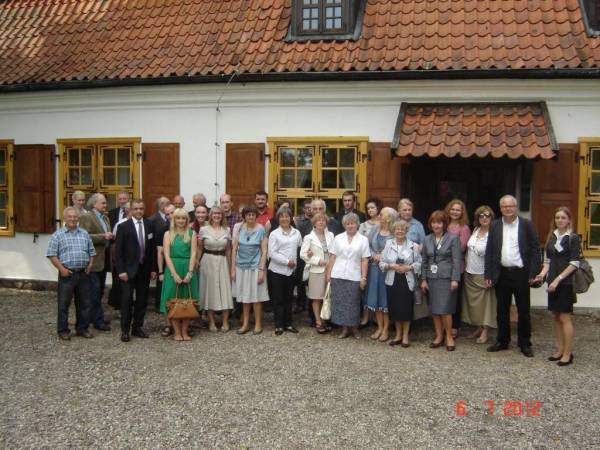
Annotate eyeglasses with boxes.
[479,213,492,218]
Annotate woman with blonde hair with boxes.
[198,206,233,332]
[160,208,199,341]
[534,206,581,366]
[462,205,497,344]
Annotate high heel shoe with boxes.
[429,340,443,349]
[557,354,574,366]
[548,354,562,362]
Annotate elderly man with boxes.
[173,195,185,209]
[220,193,241,232]
[79,193,113,331]
[71,191,87,215]
[189,192,208,221]
[108,191,131,229]
[485,195,541,358]
[311,198,343,235]
[47,207,96,340]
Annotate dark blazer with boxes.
[335,208,366,224]
[484,216,541,284]
[115,218,157,278]
[148,212,169,234]
[546,232,581,285]
[108,207,122,229]
[421,233,461,281]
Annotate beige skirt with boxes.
[307,271,327,300]
[461,272,497,328]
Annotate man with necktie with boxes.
[108,191,131,229]
[115,198,157,342]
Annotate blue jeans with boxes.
[57,272,91,334]
[89,271,107,327]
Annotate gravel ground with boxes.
[1,288,599,450]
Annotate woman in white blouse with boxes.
[268,207,303,335]
[380,220,421,347]
[326,213,371,339]
[300,212,335,333]
[461,205,497,344]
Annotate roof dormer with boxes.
[288,0,365,41]
[581,0,600,35]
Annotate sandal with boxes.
[161,326,173,337]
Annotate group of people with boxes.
[48,189,582,366]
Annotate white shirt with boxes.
[268,227,302,276]
[501,217,523,268]
[330,232,371,281]
[466,227,488,275]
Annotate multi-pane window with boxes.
[0,141,14,236]
[578,140,600,254]
[299,0,348,34]
[59,139,139,213]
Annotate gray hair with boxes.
[193,193,207,204]
[87,193,105,210]
[71,190,85,202]
[380,207,398,224]
[392,219,409,231]
[276,206,293,220]
[311,198,326,209]
[499,194,518,207]
[398,198,414,209]
[342,212,360,226]
[62,206,80,218]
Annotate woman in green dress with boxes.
[160,208,199,341]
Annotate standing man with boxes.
[220,193,242,232]
[47,207,96,340]
[254,191,273,226]
[334,191,366,223]
[148,196,171,230]
[293,198,313,313]
[148,196,170,308]
[115,199,157,342]
[173,195,185,209]
[189,192,208,221]
[485,195,541,358]
[108,191,131,229]
[79,193,113,332]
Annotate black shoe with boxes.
[58,332,71,341]
[120,333,130,342]
[76,330,93,339]
[132,328,149,338]
[548,354,563,362]
[557,354,573,366]
[520,346,534,358]
[487,343,509,352]
[274,328,284,336]
[429,341,443,349]
[94,323,111,332]
[285,326,299,334]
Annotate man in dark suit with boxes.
[484,195,541,358]
[115,198,157,342]
[334,191,366,224]
[188,192,207,222]
[108,191,131,229]
[148,196,170,309]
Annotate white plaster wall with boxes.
[1,78,600,307]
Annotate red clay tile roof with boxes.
[392,103,557,159]
[1,0,599,88]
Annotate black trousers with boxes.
[494,267,532,348]
[451,278,463,329]
[294,253,307,309]
[120,266,150,333]
[269,270,295,329]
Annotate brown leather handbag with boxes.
[166,284,200,320]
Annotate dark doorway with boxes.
[402,156,523,225]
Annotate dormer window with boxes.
[289,0,365,41]
[581,0,600,35]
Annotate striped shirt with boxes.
[46,226,96,270]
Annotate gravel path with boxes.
[1,288,599,449]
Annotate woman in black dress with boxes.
[534,206,581,366]
[380,220,422,347]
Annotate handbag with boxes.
[166,284,200,320]
[320,282,331,320]
[302,263,311,282]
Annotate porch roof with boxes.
[391,102,558,159]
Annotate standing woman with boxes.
[421,210,461,351]
[160,208,199,341]
[365,207,396,342]
[300,212,335,333]
[397,198,426,246]
[326,213,371,339]
[462,206,497,344]
[534,207,581,366]
[268,207,303,335]
[445,199,471,338]
[358,197,383,327]
[198,207,233,332]
[231,205,269,334]
[380,220,422,347]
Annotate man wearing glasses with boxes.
[484,195,541,358]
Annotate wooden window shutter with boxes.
[367,142,404,208]
[226,143,265,208]
[531,144,580,240]
[142,143,180,216]
[13,144,56,233]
